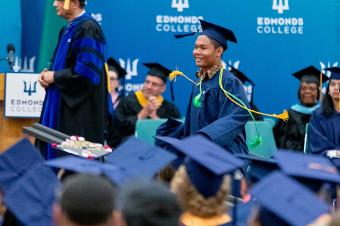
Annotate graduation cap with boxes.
[275,150,340,191]
[235,153,279,184]
[175,19,237,50]
[0,138,44,192]
[325,67,340,80]
[251,171,329,226]
[107,57,127,80]
[105,136,177,179]
[4,163,60,226]
[57,173,115,225]
[45,156,130,186]
[292,65,328,85]
[143,63,171,83]
[143,62,175,102]
[156,135,244,198]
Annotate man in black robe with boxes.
[37,0,108,159]
[107,63,181,147]
[273,66,328,152]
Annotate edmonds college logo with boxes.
[171,0,189,12]
[257,0,303,35]
[272,0,289,14]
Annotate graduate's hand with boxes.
[38,69,49,88]
[42,70,55,85]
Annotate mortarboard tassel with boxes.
[63,0,70,10]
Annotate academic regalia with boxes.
[168,19,250,155]
[182,69,250,155]
[273,65,328,152]
[38,12,108,160]
[308,107,340,155]
[273,105,318,151]
[308,67,340,155]
[107,63,181,147]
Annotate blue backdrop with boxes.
[0,0,21,72]
[5,0,340,116]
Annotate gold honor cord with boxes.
[169,69,289,122]
[170,69,289,147]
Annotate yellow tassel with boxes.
[63,0,70,10]
[272,110,289,122]
[169,70,184,81]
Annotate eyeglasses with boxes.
[144,80,164,88]
[301,87,318,92]
[109,77,119,82]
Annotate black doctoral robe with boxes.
[107,93,181,147]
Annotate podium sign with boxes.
[5,73,45,118]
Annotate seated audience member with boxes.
[308,67,340,155]
[53,174,116,226]
[115,180,181,226]
[108,63,181,147]
[107,57,127,109]
[229,65,263,121]
[273,66,328,152]
[248,172,330,226]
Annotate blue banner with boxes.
[18,0,340,115]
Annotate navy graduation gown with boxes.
[309,108,340,155]
[182,69,250,154]
[38,13,108,159]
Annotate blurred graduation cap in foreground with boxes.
[0,138,44,192]
[4,163,60,226]
[156,135,244,198]
[235,153,279,184]
[251,171,329,226]
[105,136,177,180]
[275,150,340,192]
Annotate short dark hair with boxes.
[119,180,181,226]
[321,81,336,117]
[58,174,116,225]
[207,36,225,56]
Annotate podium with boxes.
[0,73,38,152]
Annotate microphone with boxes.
[7,43,15,69]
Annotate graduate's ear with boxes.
[215,46,224,58]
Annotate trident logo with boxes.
[119,58,139,80]
[23,81,37,96]
[171,0,189,12]
[272,0,289,14]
